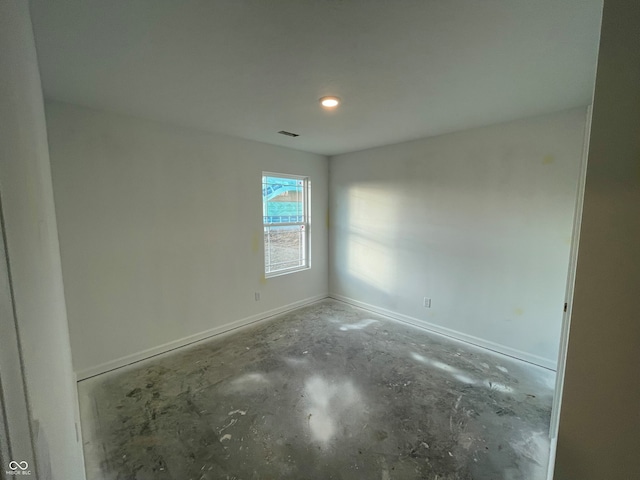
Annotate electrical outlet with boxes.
[423,297,431,308]
[255,292,261,301]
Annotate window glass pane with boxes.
[262,176,304,224]
[262,173,309,276]
[264,225,306,274]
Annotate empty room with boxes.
[3,1,640,479]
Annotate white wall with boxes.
[45,102,329,378]
[329,108,587,368]
[554,0,640,477]
[0,2,85,479]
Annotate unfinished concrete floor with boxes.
[78,300,555,480]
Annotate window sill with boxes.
[265,266,311,279]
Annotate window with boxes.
[262,173,310,276]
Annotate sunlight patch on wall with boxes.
[347,235,395,292]
[344,185,401,294]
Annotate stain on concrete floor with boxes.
[78,300,555,479]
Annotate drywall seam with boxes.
[76,293,329,381]
[330,293,557,371]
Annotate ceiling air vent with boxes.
[278,130,300,138]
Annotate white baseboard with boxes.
[329,294,557,371]
[77,292,556,380]
[76,293,329,381]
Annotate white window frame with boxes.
[262,172,311,277]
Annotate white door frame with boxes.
[546,105,593,479]
[0,194,37,479]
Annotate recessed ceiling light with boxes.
[319,96,340,109]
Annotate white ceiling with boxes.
[29,0,603,156]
